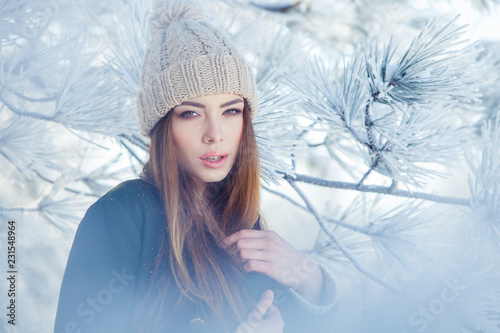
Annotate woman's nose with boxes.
[202,118,223,143]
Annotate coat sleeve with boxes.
[274,263,338,333]
[287,263,337,314]
[54,184,145,333]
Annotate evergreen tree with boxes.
[1,0,499,332]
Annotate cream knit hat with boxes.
[136,0,258,137]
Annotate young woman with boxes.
[54,1,337,332]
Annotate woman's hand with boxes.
[235,290,283,333]
[224,230,324,304]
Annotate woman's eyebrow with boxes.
[179,98,244,108]
[220,98,244,108]
[179,101,204,108]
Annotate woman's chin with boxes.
[194,170,231,187]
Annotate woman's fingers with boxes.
[249,289,274,322]
[265,305,283,324]
[225,231,280,263]
[232,238,271,252]
[242,259,272,274]
[225,229,323,304]
[238,248,274,262]
[224,230,277,247]
[235,290,284,333]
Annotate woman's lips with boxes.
[200,152,229,168]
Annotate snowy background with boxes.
[1,0,500,332]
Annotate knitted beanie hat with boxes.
[136,0,258,137]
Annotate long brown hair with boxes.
[142,101,261,322]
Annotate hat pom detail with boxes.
[149,0,203,37]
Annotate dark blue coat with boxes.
[54,179,337,333]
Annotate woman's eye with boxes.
[224,108,242,116]
[180,111,199,118]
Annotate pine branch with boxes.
[249,0,301,13]
[0,207,39,213]
[254,88,302,184]
[366,16,483,107]
[263,185,373,235]
[286,178,401,295]
[467,111,500,252]
[118,134,149,151]
[283,173,470,206]
[284,16,482,187]
[120,139,146,165]
[357,167,375,186]
[363,99,396,181]
[0,91,53,121]
[32,169,99,198]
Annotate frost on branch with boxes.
[467,111,500,253]
[312,194,454,283]
[365,16,482,107]
[104,0,150,96]
[2,1,500,332]
[0,1,141,139]
[0,115,63,183]
[284,16,483,187]
[254,87,302,184]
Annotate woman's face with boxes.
[171,93,244,190]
